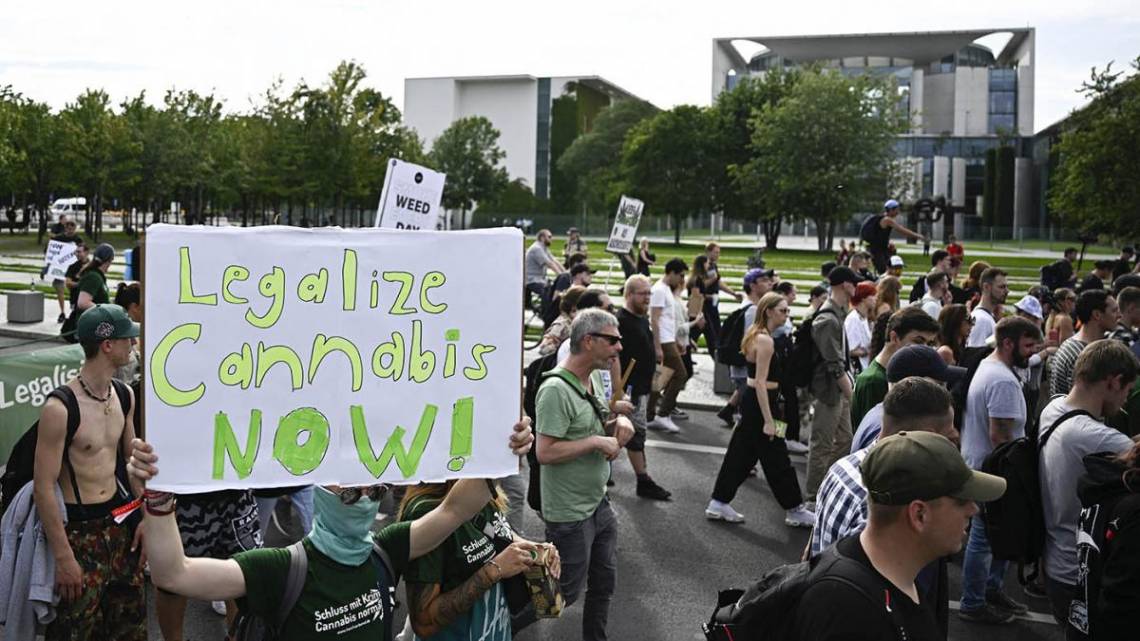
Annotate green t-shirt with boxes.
[850,359,888,429]
[233,521,411,641]
[535,368,609,523]
[77,269,109,305]
[400,496,514,641]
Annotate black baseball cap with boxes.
[570,263,596,276]
[886,345,967,384]
[828,266,860,287]
[862,431,1006,505]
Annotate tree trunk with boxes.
[673,213,681,246]
[763,215,783,249]
[814,216,830,252]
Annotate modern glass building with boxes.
[712,29,1040,231]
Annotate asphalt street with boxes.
[147,408,1064,641]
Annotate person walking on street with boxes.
[706,293,816,527]
[958,316,1043,624]
[616,275,673,500]
[1050,290,1119,396]
[806,266,862,502]
[33,304,145,641]
[966,268,1009,347]
[536,309,635,641]
[648,259,689,433]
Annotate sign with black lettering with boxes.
[374,159,447,231]
[605,195,644,254]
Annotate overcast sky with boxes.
[2,0,1136,131]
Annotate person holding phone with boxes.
[705,293,815,528]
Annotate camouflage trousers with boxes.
[45,515,145,641]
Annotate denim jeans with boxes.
[256,486,315,537]
[545,498,618,641]
[960,512,1008,610]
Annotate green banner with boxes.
[0,344,85,464]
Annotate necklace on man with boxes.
[77,374,113,414]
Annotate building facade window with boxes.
[535,77,551,199]
[988,68,1017,134]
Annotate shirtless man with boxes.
[33,304,145,641]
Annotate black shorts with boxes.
[175,490,262,559]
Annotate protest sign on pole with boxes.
[143,224,522,492]
[604,196,644,255]
[0,345,85,464]
[43,240,79,280]
[374,159,447,231]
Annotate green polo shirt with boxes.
[535,368,609,523]
[850,359,888,429]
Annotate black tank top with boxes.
[746,334,791,385]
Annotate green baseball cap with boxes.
[861,431,1006,505]
[77,304,140,343]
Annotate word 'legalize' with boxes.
[151,247,498,408]
[214,397,476,480]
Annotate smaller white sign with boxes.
[605,196,644,254]
[374,159,447,231]
[43,240,78,280]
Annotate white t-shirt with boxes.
[650,279,676,345]
[843,310,872,371]
[920,294,942,320]
[1038,397,1134,585]
[967,306,997,348]
[961,357,1026,470]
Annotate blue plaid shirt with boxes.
[810,448,870,558]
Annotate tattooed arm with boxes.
[406,540,540,637]
[406,567,497,638]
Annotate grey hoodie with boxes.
[0,481,65,639]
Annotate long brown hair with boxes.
[963,261,991,290]
[938,304,969,364]
[874,276,901,313]
[397,481,508,522]
[741,292,786,354]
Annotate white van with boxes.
[50,197,87,218]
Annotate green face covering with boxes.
[308,486,380,565]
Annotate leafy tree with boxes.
[1049,58,1140,239]
[712,70,800,247]
[429,116,509,229]
[621,105,720,245]
[557,99,658,218]
[735,67,908,250]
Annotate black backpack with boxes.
[702,543,906,641]
[948,345,995,431]
[716,305,750,367]
[859,214,885,246]
[523,366,608,513]
[787,307,838,389]
[230,541,396,641]
[523,352,559,512]
[1,380,131,515]
[1040,260,1068,290]
[981,408,1090,584]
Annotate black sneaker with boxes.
[636,477,672,501]
[716,404,736,427]
[1023,581,1048,600]
[57,313,66,323]
[986,590,1029,615]
[958,604,1016,625]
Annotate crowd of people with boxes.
[5,205,1140,641]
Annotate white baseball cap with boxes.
[1014,295,1043,320]
[889,255,905,268]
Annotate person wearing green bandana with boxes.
[398,482,562,640]
[126,418,535,641]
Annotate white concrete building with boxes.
[712,29,1039,231]
[404,75,641,200]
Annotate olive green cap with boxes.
[77,304,140,343]
[861,431,1006,505]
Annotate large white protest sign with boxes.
[144,224,522,492]
[43,240,78,280]
[604,196,644,254]
[374,159,447,231]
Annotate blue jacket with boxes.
[0,481,65,638]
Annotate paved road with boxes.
[148,408,1062,641]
